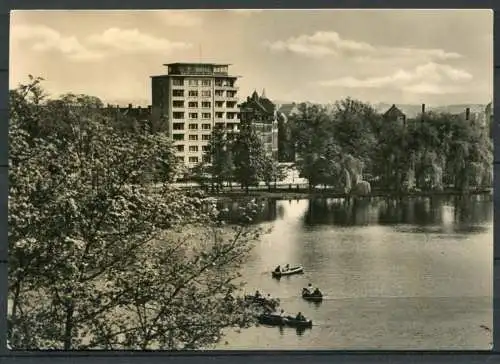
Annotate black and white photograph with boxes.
[8,9,493,350]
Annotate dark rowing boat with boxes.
[257,314,313,329]
[302,288,323,302]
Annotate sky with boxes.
[10,9,493,106]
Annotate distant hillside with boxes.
[271,100,489,118]
[272,100,297,106]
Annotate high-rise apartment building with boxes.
[151,63,240,167]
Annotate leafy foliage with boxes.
[206,127,234,190]
[277,113,294,163]
[289,99,492,193]
[232,123,269,193]
[261,157,287,189]
[9,77,267,350]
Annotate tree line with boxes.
[189,98,492,196]
[278,99,493,194]
[8,76,269,350]
[190,123,287,194]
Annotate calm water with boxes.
[216,195,493,350]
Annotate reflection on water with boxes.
[275,326,308,337]
[221,194,492,233]
[217,194,493,350]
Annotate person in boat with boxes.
[284,264,290,271]
[295,312,306,321]
[313,288,321,296]
[306,283,314,294]
[274,265,281,273]
[255,290,261,298]
[278,309,285,317]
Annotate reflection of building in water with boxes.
[277,204,286,220]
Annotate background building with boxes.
[383,104,407,125]
[277,103,300,121]
[276,103,300,163]
[239,90,279,160]
[151,62,240,167]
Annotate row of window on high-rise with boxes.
[172,112,239,120]
[172,100,238,108]
[172,112,213,119]
[172,79,236,87]
[172,134,212,141]
[173,123,212,130]
[172,127,238,141]
[175,144,210,153]
[172,90,237,98]
[176,155,210,164]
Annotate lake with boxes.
[216,194,493,350]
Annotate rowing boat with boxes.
[271,265,304,278]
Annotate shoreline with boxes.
[202,188,493,201]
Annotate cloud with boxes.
[401,82,464,95]
[156,11,203,27]
[264,31,373,58]
[317,62,473,94]
[11,24,103,61]
[264,31,462,62]
[11,24,192,61]
[86,27,192,53]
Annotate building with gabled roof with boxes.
[239,89,279,160]
[277,103,300,118]
[383,104,406,125]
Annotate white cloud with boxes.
[156,11,203,27]
[317,62,473,94]
[264,31,462,62]
[264,31,373,58]
[11,24,103,61]
[11,24,192,61]
[86,27,192,53]
[402,82,464,95]
[381,47,462,61]
[264,39,337,58]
